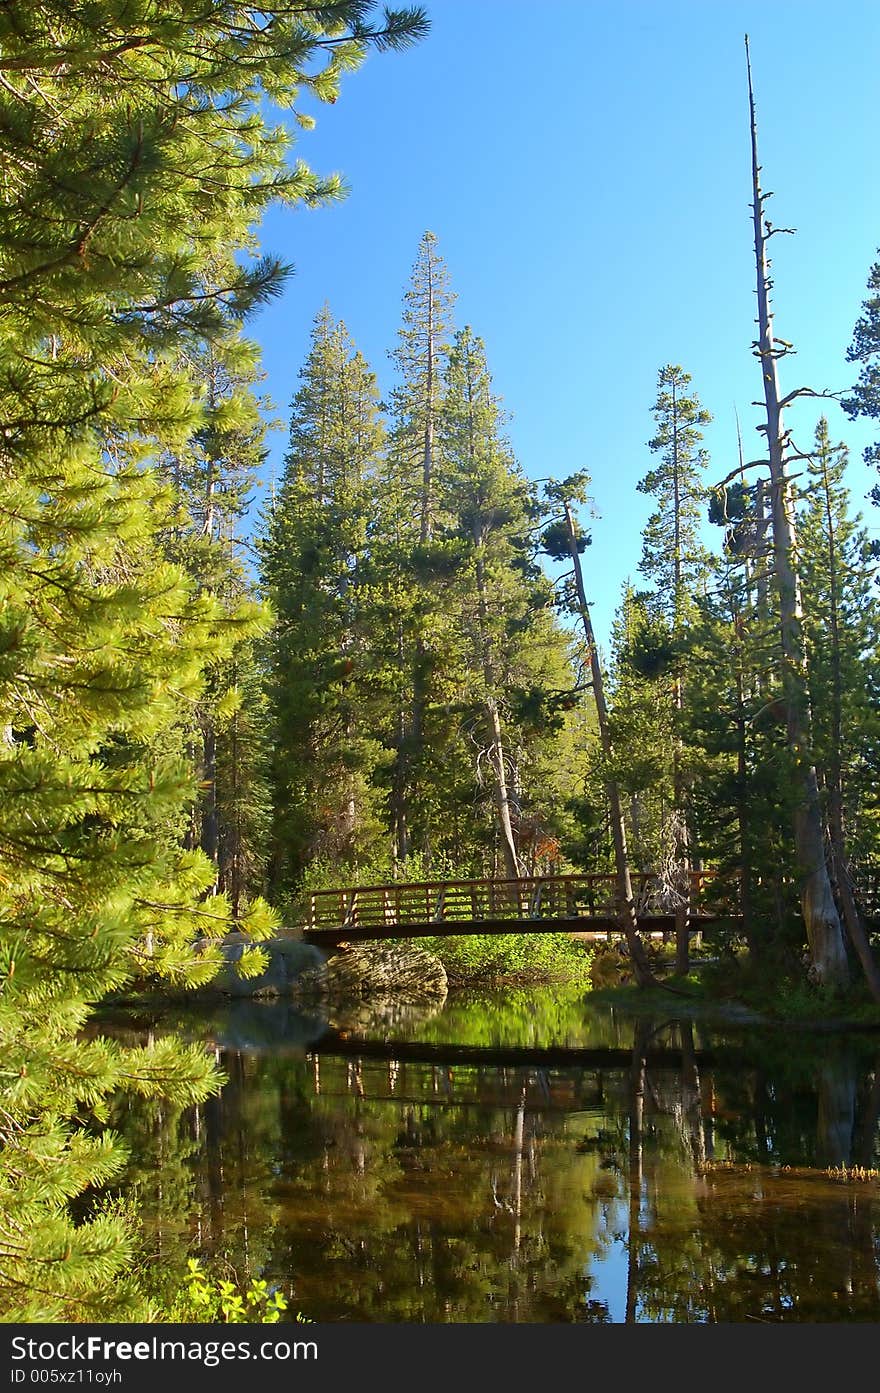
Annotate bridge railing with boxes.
[295,870,728,935]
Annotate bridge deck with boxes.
[296,871,733,947]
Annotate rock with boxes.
[196,933,328,998]
[190,935,447,1010]
[293,942,447,1007]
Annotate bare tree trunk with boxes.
[626,1022,648,1323]
[485,699,520,879]
[745,37,848,988]
[679,1021,706,1170]
[474,535,520,879]
[564,502,656,986]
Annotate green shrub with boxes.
[407,931,593,986]
[162,1258,304,1324]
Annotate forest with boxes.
[2,0,880,1324]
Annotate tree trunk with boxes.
[625,1022,648,1323]
[746,37,848,988]
[564,503,656,986]
[474,533,520,879]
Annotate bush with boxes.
[405,931,593,986]
[163,1259,303,1324]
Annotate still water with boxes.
[108,987,880,1323]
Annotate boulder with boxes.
[199,933,328,998]
[293,942,447,1007]
[192,935,447,1009]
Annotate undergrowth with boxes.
[403,931,594,987]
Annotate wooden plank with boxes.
[293,869,740,937]
[302,914,720,946]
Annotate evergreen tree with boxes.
[156,302,275,901]
[800,419,880,992]
[439,328,546,876]
[638,365,712,619]
[607,585,675,871]
[260,308,387,895]
[385,232,457,861]
[843,251,880,486]
[684,557,798,963]
[0,0,427,1319]
[636,364,711,969]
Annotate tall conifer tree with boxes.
[0,0,427,1318]
[261,308,387,893]
[636,365,711,970]
[439,328,535,876]
[844,251,880,485]
[800,420,880,995]
[385,232,457,862]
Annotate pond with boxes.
[103,986,880,1323]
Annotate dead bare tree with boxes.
[745,35,849,988]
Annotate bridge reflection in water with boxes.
[298,870,734,947]
[113,993,880,1324]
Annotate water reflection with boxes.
[107,991,880,1323]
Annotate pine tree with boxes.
[800,419,880,995]
[636,364,712,971]
[0,0,427,1319]
[260,308,387,895]
[439,328,538,877]
[156,298,275,900]
[843,252,880,486]
[385,232,457,862]
[607,584,675,871]
[684,556,798,963]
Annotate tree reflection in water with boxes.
[106,992,880,1322]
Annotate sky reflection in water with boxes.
[110,987,880,1323]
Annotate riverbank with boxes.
[592,950,880,1032]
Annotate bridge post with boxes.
[565,880,576,919]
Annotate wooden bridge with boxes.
[297,871,734,948]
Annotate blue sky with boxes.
[245,0,880,650]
